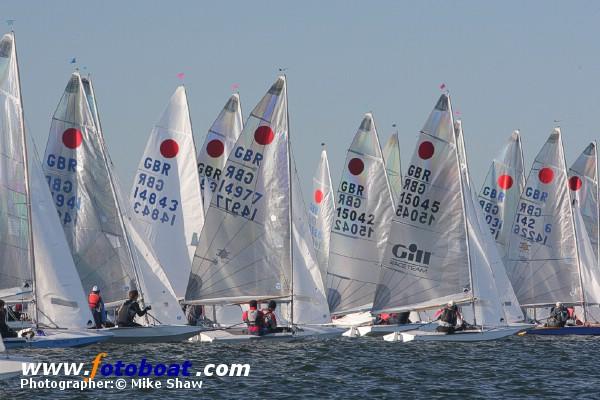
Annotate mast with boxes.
[86,76,148,311]
[563,130,588,321]
[12,31,40,328]
[284,74,294,326]
[595,141,599,273]
[453,111,477,327]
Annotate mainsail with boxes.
[382,131,402,207]
[129,86,204,299]
[505,128,581,306]
[196,93,243,208]
[326,113,394,315]
[373,95,476,314]
[477,130,526,260]
[1,32,91,328]
[568,142,599,263]
[42,72,137,304]
[0,32,32,298]
[307,146,335,288]
[186,76,293,304]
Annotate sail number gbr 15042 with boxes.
[396,165,439,226]
[334,181,375,238]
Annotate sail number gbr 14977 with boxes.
[334,181,375,238]
[396,165,439,226]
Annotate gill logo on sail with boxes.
[390,243,432,273]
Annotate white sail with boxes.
[372,95,473,313]
[568,142,599,263]
[477,130,526,260]
[197,93,243,208]
[1,32,92,329]
[326,113,394,314]
[505,128,581,306]
[42,72,137,304]
[129,86,203,299]
[0,33,32,296]
[186,76,293,303]
[573,204,600,308]
[382,132,402,207]
[290,164,330,324]
[30,150,92,329]
[455,120,523,323]
[307,146,335,288]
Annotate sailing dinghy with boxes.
[185,76,342,342]
[511,135,600,335]
[42,72,201,343]
[0,32,111,348]
[371,94,522,342]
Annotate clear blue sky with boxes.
[6,1,600,195]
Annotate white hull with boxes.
[3,329,111,349]
[343,323,433,337]
[330,311,373,328]
[0,355,30,380]
[104,325,203,344]
[190,325,344,343]
[383,327,523,342]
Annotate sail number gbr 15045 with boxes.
[334,181,375,238]
[396,165,439,226]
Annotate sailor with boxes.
[436,300,462,334]
[116,290,151,327]
[0,300,18,338]
[546,302,568,328]
[88,285,105,328]
[242,300,264,336]
[262,300,278,334]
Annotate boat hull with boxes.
[190,325,345,343]
[103,325,204,344]
[3,329,111,349]
[522,325,600,336]
[343,323,430,337]
[384,327,523,342]
[0,355,30,380]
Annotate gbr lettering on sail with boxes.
[396,164,440,226]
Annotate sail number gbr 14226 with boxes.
[396,165,439,226]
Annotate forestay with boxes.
[372,95,473,314]
[186,76,293,303]
[197,93,243,209]
[382,132,402,207]
[505,129,581,306]
[477,130,526,260]
[568,142,598,263]
[129,86,203,299]
[326,113,393,314]
[307,146,335,288]
[0,33,32,297]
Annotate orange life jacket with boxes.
[88,293,101,310]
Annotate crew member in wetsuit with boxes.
[242,300,264,336]
[263,300,278,334]
[116,290,151,327]
[436,300,462,334]
[0,300,18,338]
[546,302,568,328]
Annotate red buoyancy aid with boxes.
[88,293,101,310]
[243,307,263,334]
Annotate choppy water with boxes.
[1,335,599,399]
